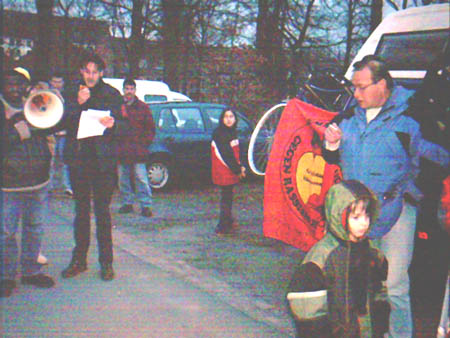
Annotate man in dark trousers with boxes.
[117,78,156,217]
[60,52,126,281]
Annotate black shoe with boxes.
[141,207,153,217]
[21,274,55,288]
[215,226,232,236]
[118,204,133,214]
[0,279,16,298]
[100,264,114,281]
[61,260,87,278]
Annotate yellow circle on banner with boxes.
[296,152,326,204]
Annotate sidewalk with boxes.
[0,191,294,337]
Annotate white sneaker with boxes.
[64,189,73,196]
[437,326,449,338]
[37,253,48,265]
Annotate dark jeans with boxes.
[69,163,115,266]
[218,185,234,231]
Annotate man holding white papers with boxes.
[61,52,124,282]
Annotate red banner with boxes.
[263,98,342,251]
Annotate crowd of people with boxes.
[0,50,247,293]
[0,52,156,295]
[1,50,449,337]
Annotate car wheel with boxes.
[147,157,171,190]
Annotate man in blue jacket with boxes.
[324,55,449,337]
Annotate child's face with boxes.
[223,110,236,127]
[347,200,370,242]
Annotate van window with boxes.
[375,29,449,71]
[145,94,168,103]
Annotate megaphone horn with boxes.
[24,90,64,129]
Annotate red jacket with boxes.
[211,126,240,186]
[116,96,155,164]
[440,175,450,234]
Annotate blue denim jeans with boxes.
[49,136,71,191]
[118,163,152,208]
[0,187,48,280]
[373,202,417,338]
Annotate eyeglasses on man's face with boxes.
[350,80,380,93]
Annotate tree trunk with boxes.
[161,0,184,90]
[35,0,54,81]
[255,0,287,101]
[128,0,145,78]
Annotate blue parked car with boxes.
[146,102,254,190]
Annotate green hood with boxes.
[325,180,379,241]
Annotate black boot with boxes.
[100,263,114,281]
[215,222,233,236]
[61,259,87,278]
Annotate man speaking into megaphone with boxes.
[1,68,56,298]
[60,52,128,283]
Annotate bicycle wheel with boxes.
[248,102,287,176]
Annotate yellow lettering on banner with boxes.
[296,152,326,203]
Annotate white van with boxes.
[345,3,449,82]
[103,78,191,103]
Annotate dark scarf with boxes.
[217,123,237,141]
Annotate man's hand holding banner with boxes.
[263,98,342,251]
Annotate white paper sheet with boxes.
[77,109,111,139]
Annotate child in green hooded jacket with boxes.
[287,180,390,337]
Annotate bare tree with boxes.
[255,0,288,101]
[35,0,54,81]
[187,0,217,99]
[128,0,145,77]
[161,0,185,90]
[282,0,316,97]
[54,0,77,75]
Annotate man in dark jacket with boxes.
[60,52,125,281]
[117,78,155,217]
[48,71,72,196]
[1,69,55,298]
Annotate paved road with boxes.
[1,180,299,337]
[1,180,447,337]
